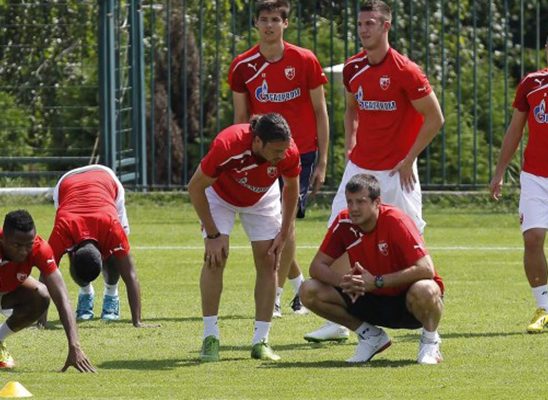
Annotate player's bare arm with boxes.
[232,91,250,124]
[344,90,359,161]
[268,174,299,269]
[309,85,329,195]
[390,92,444,192]
[188,166,228,269]
[374,255,435,289]
[44,269,96,372]
[490,109,528,200]
[309,251,345,288]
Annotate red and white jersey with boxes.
[320,205,444,296]
[0,233,57,293]
[200,124,301,207]
[343,48,432,170]
[513,68,548,177]
[228,41,328,154]
[49,165,131,263]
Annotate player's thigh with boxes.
[203,187,237,237]
[519,172,548,233]
[1,277,49,310]
[301,279,346,306]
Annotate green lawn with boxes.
[0,201,546,399]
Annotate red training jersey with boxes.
[228,41,328,154]
[343,48,432,170]
[512,68,548,177]
[200,124,301,207]
[48,166,130,264]
[320,205,444,296]
[0,233,57,293]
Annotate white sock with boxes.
[354,322,380,340]
[0,323,15,342]
[275,287,283,306]
[421,328,440,343]
[203,316,219,339]
[532,285,548,310]
[252,321,271,345]
[289,274,305,295]
[104,283,119,297]
[79,284,94,296]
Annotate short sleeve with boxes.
[228,56,248,93]
[34,237,59,276]
[306,52,328,89]
[512,77,530,112]
[319,216,347,260]
[200,139,229,179]
[401,62,432,101]
[389,214,429,266]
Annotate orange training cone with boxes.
[0,382,32,398]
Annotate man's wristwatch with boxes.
[206,232,221,239]
[374,275,384,289]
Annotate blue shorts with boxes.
[279,151,316,219]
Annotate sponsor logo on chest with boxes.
[533,98,548,124]
[254,79,301,103]
[355,85,397,111]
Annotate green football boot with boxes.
[250,340,280,361]
[200,335,220,362]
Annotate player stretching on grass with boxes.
[0,210,95,371]
[300,174,444,364]
[188,113,300,362]
[229,0,329,317]
[46,165,150,327]
[490,34,548,333]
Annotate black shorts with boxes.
[279,151,317,219]
[335,287,422,329]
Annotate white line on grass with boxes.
[133,245,522,251]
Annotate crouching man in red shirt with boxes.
[300,174,444,364]
[0,210,95,371]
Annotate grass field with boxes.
[0,199,547,399]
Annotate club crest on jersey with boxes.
[533,99,547,124]
[285,66,295,80]
[377,241,389,256]
[267,166,278,177]
[17,273,28,282]
[379,75,390,90]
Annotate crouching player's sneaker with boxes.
[346,329,391,363]
[290,295,309,315]
[527,308,548,333]
[304,321,350,343]
[417,336,443,365]
[0,341,14,369]
[251,340,280,361]
[200,336,220,362]
[76,293,94,321]
[101,295,120,321]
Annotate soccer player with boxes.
[47,164,149,327]
[304,0,444,342]
[188,113,300,362]
[300,174,444,364]
[490,34,548,333]
[228,0,329,317]
[0,210,95,371]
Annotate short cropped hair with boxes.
[360,0,392,22]
[70,241,102,287]
[255,0,290,20]
[250,113,291,144]
[3,210,35,235]
[345,174,381,201]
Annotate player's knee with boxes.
[523,229,545,251]
[407,280,440,310]
[299,279,320,307]
[31,283,51,315]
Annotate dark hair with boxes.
[360,0,392,22]
[70,241,102,287]
[249,113,291,144]
[3,210,35,235]
[255,0,290,20]
[345,174,381,201]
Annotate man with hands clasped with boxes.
[299,174,445,364]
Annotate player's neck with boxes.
[260,41,285,63]
[358,217,378,233]
[366,42,390,65]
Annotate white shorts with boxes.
[203,184,282,241]
[519,171,548,233]
[328,160,425,233]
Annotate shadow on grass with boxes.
[220,341,351,352]
[396,330,526,342]
[257,358,416,369]
[74,314,251,327]
[99,358,197,370]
